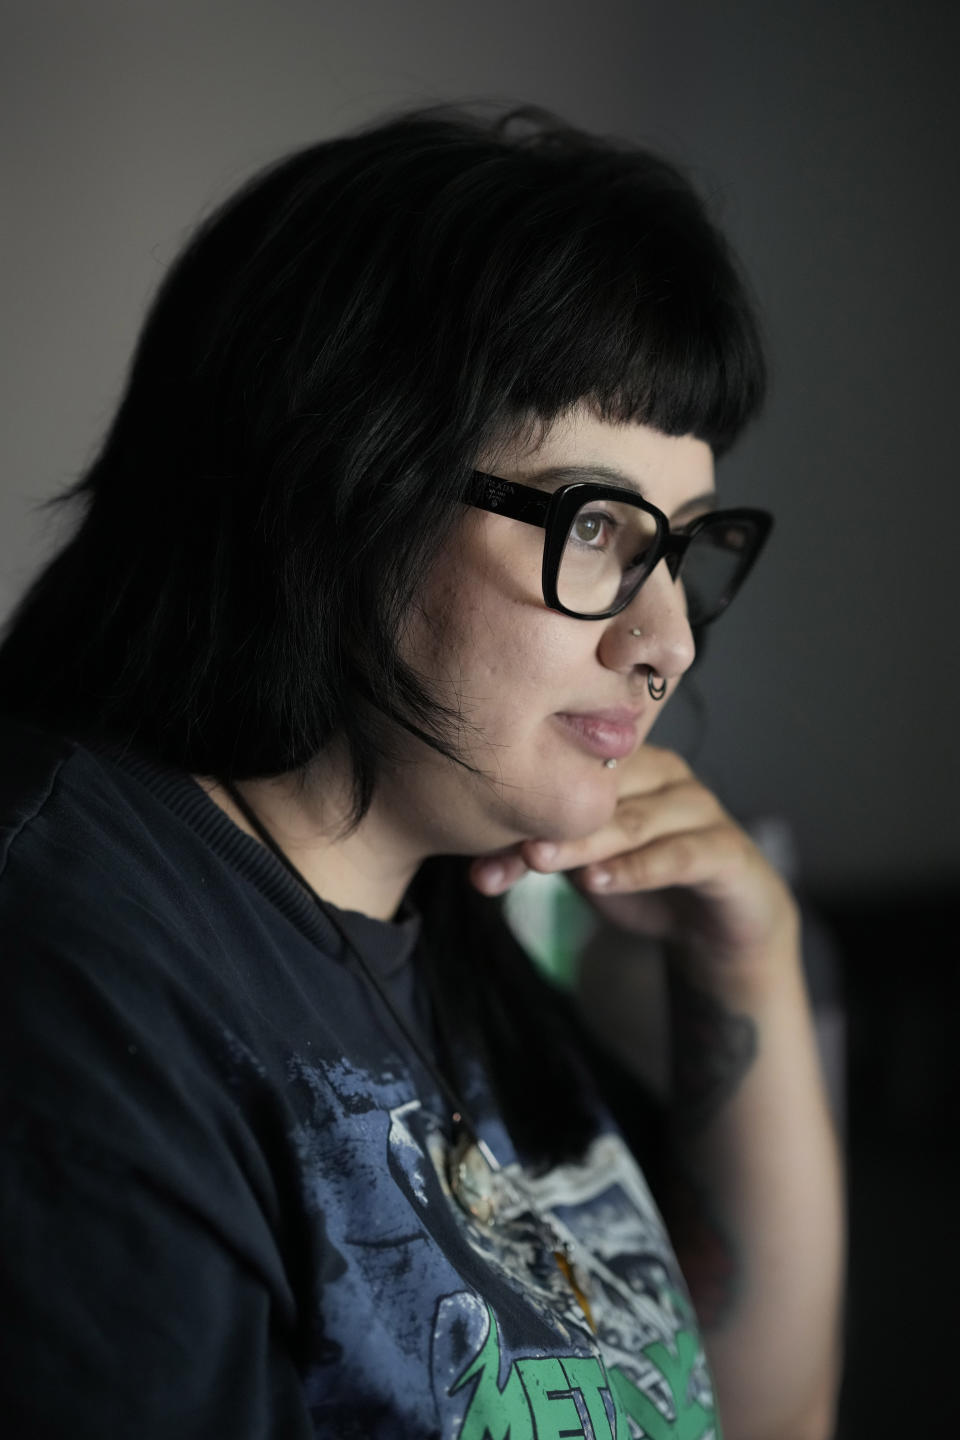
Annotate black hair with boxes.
[0,100,766,1167]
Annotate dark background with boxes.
[3,2,957,1431]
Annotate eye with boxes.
[571,510,615,547]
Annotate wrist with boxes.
[667,901,803,1002]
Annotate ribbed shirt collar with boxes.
[82,732,421,977]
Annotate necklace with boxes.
[217,776,596,1332]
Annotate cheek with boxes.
[409,562,514,683]
[410,594,581,733]
[407,527,597,735]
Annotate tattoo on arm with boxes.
[655,972,758,1327]
[657,1167,740,1330]
[668,969,758,1134]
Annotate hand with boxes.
[469,744,799,974]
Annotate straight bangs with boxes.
[378,106,767,460]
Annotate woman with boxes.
[0,103,844,1438]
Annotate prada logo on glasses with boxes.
[479,477,513,510]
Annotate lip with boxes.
[553,708,642,760]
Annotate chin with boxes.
[501,765,619,844]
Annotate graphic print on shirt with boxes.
[292,1053,718,1438]
[432,1295,716,1440]
[392,1106,720,1439]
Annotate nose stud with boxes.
[630,627,642,637]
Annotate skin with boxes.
[195,402,844,1439]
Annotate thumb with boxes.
[469,847,530,896]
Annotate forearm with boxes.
[489,743,849,1437]
[660,922,846,1440]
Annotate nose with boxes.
[597,559,697,679]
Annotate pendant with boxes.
[447,1129,597,1334]
[448,1129,500,1225]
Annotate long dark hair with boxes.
[0,100,766,1165]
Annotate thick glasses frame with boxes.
[466,470,774,623]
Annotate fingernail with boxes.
[480,865,504,892]
[588,867,612,888]
[530,843,557,866]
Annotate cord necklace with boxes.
[217,776,596,1329]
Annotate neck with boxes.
[191,768,423,921]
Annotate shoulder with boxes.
[0,710,174,888]
[0,710,258,944]
[0,709,350,1103]
[0,713,153,949]
[0,715,241,1143]
[0,713,211,987]
[0,710,80,860]
[0,714,316,1249]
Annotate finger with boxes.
[522,778,726,874]
[617,742,692,788]
[574,822,746,894]
[469,850,530,896]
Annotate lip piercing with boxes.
[604,758,617,769]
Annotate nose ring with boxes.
[628,624,666,700]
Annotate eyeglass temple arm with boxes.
[466,471,550,529]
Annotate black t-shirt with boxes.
[0,713,720,1438]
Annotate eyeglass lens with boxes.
[674,516,756,625]
[556,497,659,615]
[556,499,758,623]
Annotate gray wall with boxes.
[3,0,958,894]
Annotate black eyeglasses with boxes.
[466,471,773,625]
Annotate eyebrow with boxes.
[514,463,718,522]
